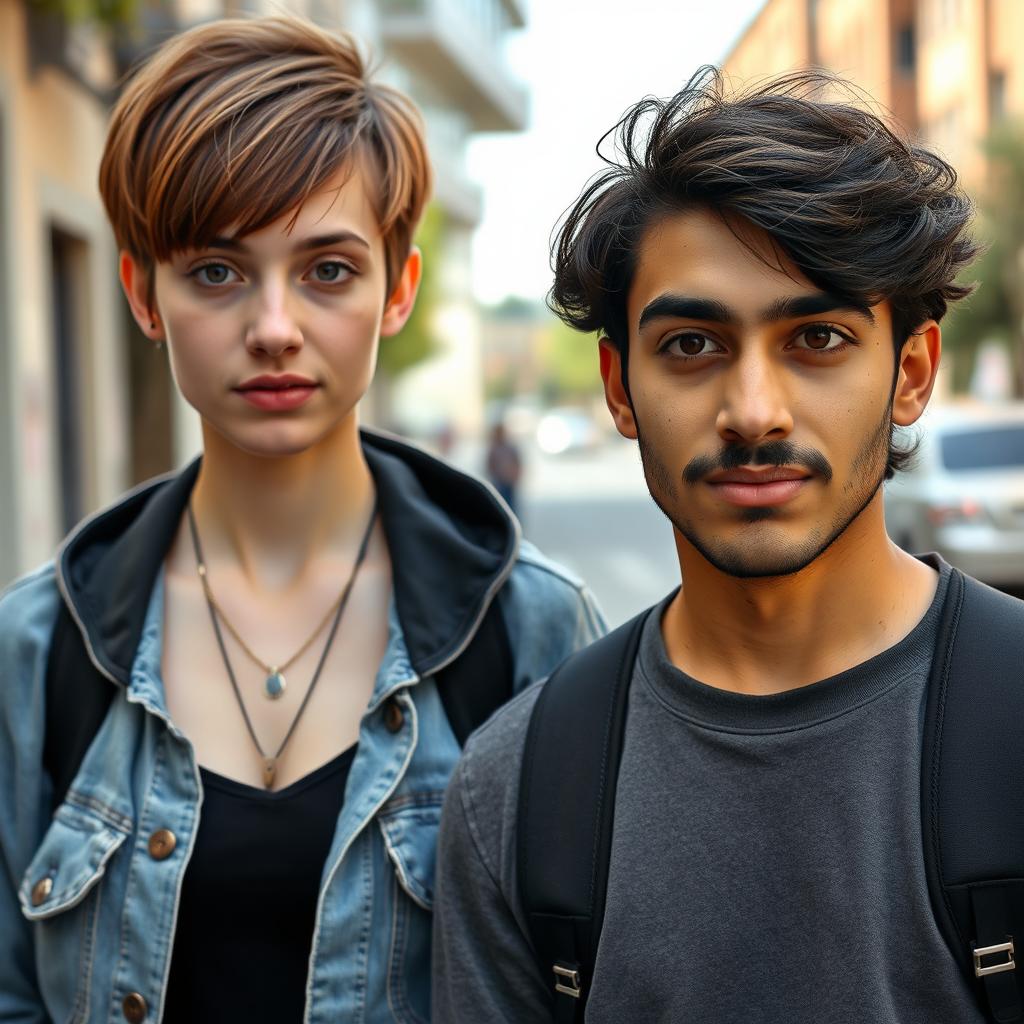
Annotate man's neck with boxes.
[186,412,376,592]
[662,499,939,695]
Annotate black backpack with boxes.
[518,569,1024,1024]
[43,598,512,809]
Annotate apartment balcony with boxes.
[379,0,528,132]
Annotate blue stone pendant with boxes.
[264,669,286,700]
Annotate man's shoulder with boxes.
[448,680,544,875]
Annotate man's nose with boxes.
[715,350,794,445]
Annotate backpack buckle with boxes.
[553,963,582,998]
[974,939,1016,977]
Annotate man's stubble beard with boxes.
[635,402,893,580]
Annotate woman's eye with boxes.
[310,260,352,284]
[794,325,849,352]
[662,333,720,358]
[191,263,237,287]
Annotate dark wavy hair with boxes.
[549,67,980,477]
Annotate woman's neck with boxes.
[188,412,376,589]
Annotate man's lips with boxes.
[234,374,319,411]
[704,466,813,508]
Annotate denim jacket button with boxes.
[147,829,177,860]
[122,992,148,1022]
[383,698,404,733]
[30,876,52,906]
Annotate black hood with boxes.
[57,429,520,685]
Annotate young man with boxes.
[433,69,1022,1022]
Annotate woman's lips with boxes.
[235,384,318,411]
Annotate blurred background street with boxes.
[2,0,1024,616]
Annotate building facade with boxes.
[722,0,1024,189]
[0,0,527,586]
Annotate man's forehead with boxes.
[628,208,883,329]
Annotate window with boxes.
[941,426,1024,471]
[990,71,1007,122]
[896,24,915,75]
[49,227,87,534]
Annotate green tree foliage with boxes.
[28,0,135,29]
[377,202,444,379]
[538,316,603,403]
[942,123,1024,396]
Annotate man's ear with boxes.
[119,252,163,340]
[892,320,941,427]
[380,247,423,338]
[599,337,637,439]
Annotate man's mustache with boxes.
[682,441,834,484]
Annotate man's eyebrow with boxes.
[760,293,876,325]
[637,291,877,332]
[638,295,737,331]
[205,231,371,253]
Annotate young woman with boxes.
[0,17,604,1023]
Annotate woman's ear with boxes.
[599,338,637,439]
[119,252,163,340]
[892,320,941,427]
[380,247,423,338]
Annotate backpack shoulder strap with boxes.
[435,597,513,747]
[43,601,115,809]
[517,608,650,1022]
[922,569,1024,1023]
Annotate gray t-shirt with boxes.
[433,560,987,1022]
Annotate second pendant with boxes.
[264,670,286,700]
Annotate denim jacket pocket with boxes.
[18,800,129,1023]
[378,792,444,1023]
[19,800,128,920]
[378,791,444,910]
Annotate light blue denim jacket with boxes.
[0,431,605,1024]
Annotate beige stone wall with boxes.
[916,0,989,185]
[722,0,811,89]
[0,0,128,579]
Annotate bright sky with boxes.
[468,0,767,305]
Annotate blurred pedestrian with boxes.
[486,420,523,515]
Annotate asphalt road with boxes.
[517,440,680,627]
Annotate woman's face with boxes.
[121,163,419,458]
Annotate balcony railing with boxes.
[379,0,528,132]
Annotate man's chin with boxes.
[690,543,825,580]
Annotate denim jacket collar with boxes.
[56,428,521,690]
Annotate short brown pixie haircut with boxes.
[550,68,979,476]
[100,16,431,303]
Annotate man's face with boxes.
[610,207,901,579]
[135,162,416,459]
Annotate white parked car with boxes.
[884,403,1024,588]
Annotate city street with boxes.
[518,439,680,627]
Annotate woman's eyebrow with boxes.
[205,231,371,253]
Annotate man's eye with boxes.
[191,263,237,286]
[662,333,719,358]
[794,325,849,351]
[310,260,352,284]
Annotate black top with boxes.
[163,746,356,1023]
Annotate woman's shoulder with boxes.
[498,540,607,684]
[0,563,62,701]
